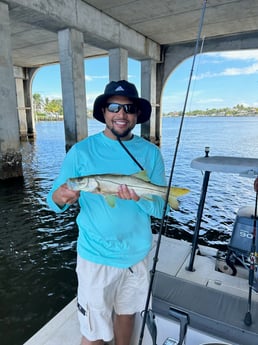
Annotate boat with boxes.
[23,153,258,345]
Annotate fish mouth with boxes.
[66,180,78,190]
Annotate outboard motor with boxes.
[226,206,258,280]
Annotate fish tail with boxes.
[167,186,189,210]
[168,195,179,210]
[170,186,190,196]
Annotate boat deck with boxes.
[23,298,81,345]
[23,235,258,345]
[151,235,258,345]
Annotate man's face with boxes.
[103,95,139,140]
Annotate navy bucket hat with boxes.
[93,80,152,124]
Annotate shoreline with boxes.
[35,113,258,121]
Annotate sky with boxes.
[32,50,258,114]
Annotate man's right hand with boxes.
[52,183,80,208]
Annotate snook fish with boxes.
[66,171,189,209]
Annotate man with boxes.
[47,80,168,345]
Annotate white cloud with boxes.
[193,71,218,80]
[37,92,62,100]
[195,98,224,104]
[194,62,258,80]
[85,74,108,81]
[192,50,258,80]
[85,74,136,82]
[222,63,258,76]
[86,92,100,109]
[214,50,258,61]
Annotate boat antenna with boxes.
[138,1,208,344]
[244,189,258,326]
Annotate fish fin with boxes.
[168,196,179,210]
[132,170,150,182]
[105,195,116,207]
[141,193,179,210]
[170,187,190,197]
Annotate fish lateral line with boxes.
[66,172,190,210]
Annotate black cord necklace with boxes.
[117,136,144,171]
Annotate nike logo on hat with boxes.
[115,86,124,91]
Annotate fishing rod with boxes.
[244,189,258,326]
[138,1,208,344]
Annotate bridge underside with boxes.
[1,0,258,179]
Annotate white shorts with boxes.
[76,255,149,342]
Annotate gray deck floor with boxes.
[24,235,258,345]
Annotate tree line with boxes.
[33,93,258,120]
[164,104,258,117]
[33,93,63,120]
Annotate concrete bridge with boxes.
[1,0,258,179]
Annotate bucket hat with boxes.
[93,80,152,124]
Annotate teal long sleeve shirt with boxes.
[47,132,168,268]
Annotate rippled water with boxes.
[1,116,258,345]
[159,116,258,245]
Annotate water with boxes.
[158,116,258,245]
[1,116,258,345]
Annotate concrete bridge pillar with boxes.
[14,67,28,141]
[141,59,159,145]
[24,68,37,139]
[0,2,22,179]
[58,28,88,151]
[109,48,128,81]
[108,49,158,145]
[156,60,166,146]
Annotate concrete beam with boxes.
[7,0,161,61]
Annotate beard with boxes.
[107,123,134,139]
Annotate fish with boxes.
[66,170,189,209]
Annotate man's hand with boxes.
[117,184,140,201]
[52,183,80,207]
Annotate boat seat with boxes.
[152,271,258,345]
